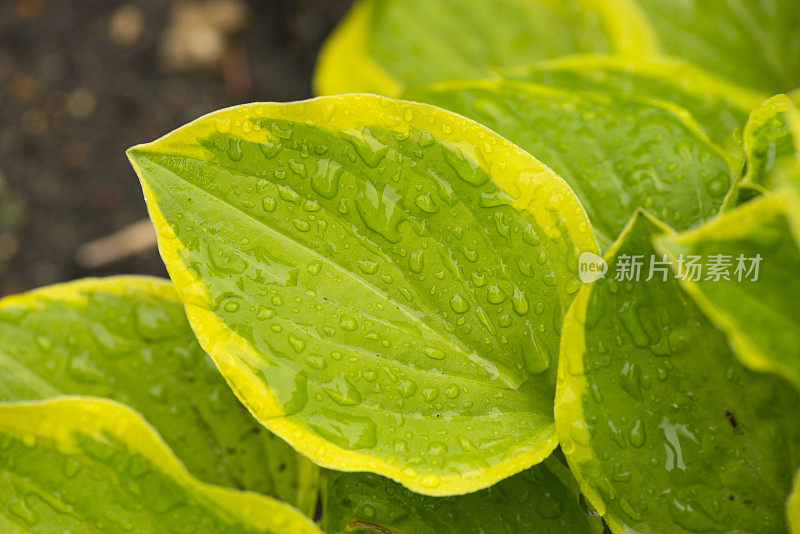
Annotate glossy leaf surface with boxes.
[633,0,800,93]
[320,458,603,534]
[657,195,800,393]
[0,276,316,512]
[403,79,734,249]
[314,0,655,96]
[502,55,764,148]
[557,211,800,533]
[128,95,598,495]
[0,397,321,533]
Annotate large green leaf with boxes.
[632,0,800,94]
[403,79,735,249]
[127,95,598,495]
[320,457,603,534]
[0,397,321,533]
[657,194,800,393]
[314,0,656,96]
[557,211,800,533]
[0,276,316,513]
[502,55,764,148]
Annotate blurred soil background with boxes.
[0,0,353,296]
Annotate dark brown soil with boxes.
[0,0,353,296]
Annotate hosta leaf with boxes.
[557,211,800,533]
[502,55,764,148]
[127,95,598,495]
[632,0,800,94]
[403,79,735,249]
[320,457,603,534]
[314,0,656,96]
[740,94,800,190]
[0,397,321,534]
[0,276,317,513]
[656,195,800,392]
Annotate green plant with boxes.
[3,1,800,532]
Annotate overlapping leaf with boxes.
[740,94,800,190]
[0,276,316,513]
[632,0,800,94]
[557,211,800,533]
[127,95,598,495]
[502,55,764,148]
[0,397,321,533]
[320,458,603,534]
[657,195,800,392]
[403,79,734,249]
[314,0,655,96]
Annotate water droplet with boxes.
[287,334,306,354]
[511,288,529,315]
[414,192,439,213]
[620,363,643,402]
[309,408,376,449]
[536,497,563,519]
[486,285,507,304]
[408,250,424,273]
[449,293,470,313]
[310,159,343,199]
[307,260,322,275]
[398,379,417,398]
[419,475,441,489]
[288,159,307,178]
[262,197,277,212]
[322,375,362,406]
[629,420,646,447]
[306,354,327,370]
[357,260,379,274]
[422,347,446,360]
[339,314,359,331]
[444,384,460,398]
[355,181,405,243]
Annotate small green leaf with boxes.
[0,276,317,513]
[403,79,735,249]
[502,55,765,149]
[790,471,800,534]
[314,0,657,95]
[127,95,598,495]
[657,194,800,392]
[557,211,800,533]
[0,397,321,533]
[740,94,800,190]
[632,0,800,93]
[320,457,603,534]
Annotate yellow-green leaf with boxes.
[0,397,321,533]
[790,470,800,534]
[632,0,800,94]
[557,211,800,533]
[127,95,598,495]
[741,94,800,190]
[320,458,603,534]
[0,276,317,514]
[314,0,657,96]
[403,79,735,249]
[502,54,765,149]
[657,194,800,392]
